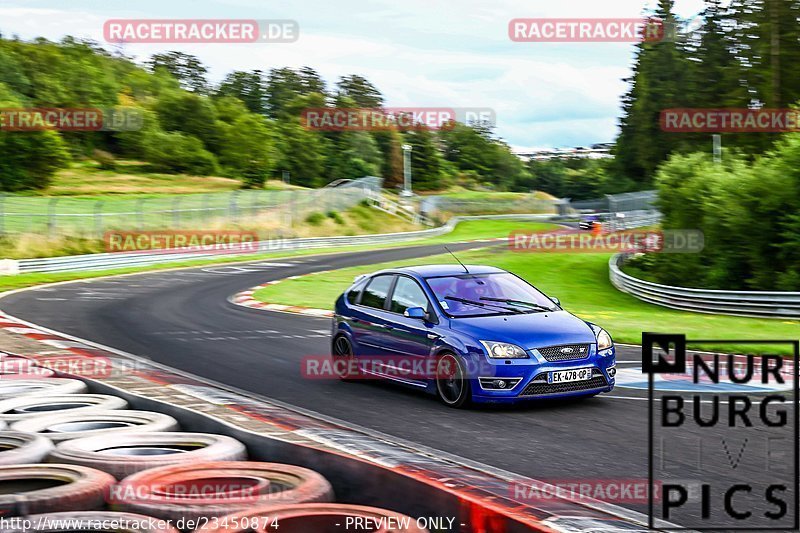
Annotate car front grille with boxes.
[536,343,591,362]
[519,370,608,397]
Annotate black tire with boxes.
[331,335,359,382]
[0,394,128,423]
[435,353,471,408]
[0,432,54,466]
[0,511,180,532]
[11,411,179,443]
[50,432,247,480]
[0,464,115,516]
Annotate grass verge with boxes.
[253,248,800,355]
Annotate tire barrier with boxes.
[11,411,179,443]
[113,462,334,523]
[50,433,248,480]
[196,503,429,533]
[0,464,115,516]
[0,511,180,532]
[0,395,128,423]
[0,432,53,466]
[0,378,87,400]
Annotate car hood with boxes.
[448,311,597,349]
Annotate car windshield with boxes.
[424,272,557,317]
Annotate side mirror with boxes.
[404,307,427,320]
[550,296,561,307]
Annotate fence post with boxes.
[47,198,59,237]
[137,198,146,230]
[229,191,240,223]
[173,197,182,228]
[94,200,105,238]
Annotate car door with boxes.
[350,274,396,359]
[382,275,437,383]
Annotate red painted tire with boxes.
[113,461,333,522]
[11,411,179,443]
[0,378,87,400]
[50,432,247,480]
[0,394,128,423]
[0,431,54,465]
[0,464,115,516]
[0,511,179,531]
[195,504,429,533]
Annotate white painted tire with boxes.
[0,464,115,516]
[0,432,53,465]
[50,432,247,480]
[11,411,179,443]
[0,395,128,423]
[0,378,87,400]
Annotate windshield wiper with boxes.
[480,297,554,312]
[444,296,524,315]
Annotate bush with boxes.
[0,130,70,191]
[305,212,325,226]
[327,211,344,224]
[241,160,267,189]
[143,131,219,175]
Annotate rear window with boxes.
[360,275,394,309]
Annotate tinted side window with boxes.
[360,275,394,309]
[390,276,429,314]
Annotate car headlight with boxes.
[479,341,529,359]
[596,329,613,351]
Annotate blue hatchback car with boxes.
[332,265,616,407]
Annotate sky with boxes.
[0,0,705,149]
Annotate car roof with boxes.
[373,264,507,277]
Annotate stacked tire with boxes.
[0,353,426,531]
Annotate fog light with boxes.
[495,380,507,389]
[608,367,617,378]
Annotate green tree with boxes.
[148,52,209,93]
[403,126,446,191]
[216,70,267,114]
[614,0,692,184]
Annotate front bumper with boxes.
[469,345,616,404]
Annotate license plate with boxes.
[548,367,593,384]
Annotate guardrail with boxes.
[609,254,800,319]
[3,214,554,275]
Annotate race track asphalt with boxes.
[2,241,793,528]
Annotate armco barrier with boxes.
[610,254,800,319]
[4,214,555,275]
[0,310,657,532]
